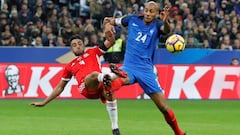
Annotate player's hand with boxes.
[30,102,46,107]
[104,22,115,44]
[160,6,170,23]
[103,17,115,26]
[103,17,111,25]
[104,22,115,34]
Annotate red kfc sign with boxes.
[156,65,240,99]
[0,64,240,99]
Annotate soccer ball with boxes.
[165,34,185,53]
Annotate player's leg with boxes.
[101,73,126,135]
[85,70,128,96]
[109,63,128,78]
[100,70,122,135]
[84,71,114,91]
[103,74,113,96]
[101,87,121,135]
[103,70,130,94]
[137,70,185,135]
[106,99,121,135]
[148,93,185,135]
[84,71,102,90]
[85,72,121,135]
[102,66,135,135]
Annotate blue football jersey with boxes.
[121,15,164,69]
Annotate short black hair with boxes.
[69,35,83,45]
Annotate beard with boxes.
[74,51,83,56]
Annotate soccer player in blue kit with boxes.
[104,1,186,135]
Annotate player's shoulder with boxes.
[137,15,144,19]
[155,19,163,29]
[130,14,140,17]
[85,46,102,54]
[86,46,99,51]
[155,18,163,24]
[122,14,139,21]
[125,14,141,19]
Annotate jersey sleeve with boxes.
[61,63,73,81]
[88,46,104,57]
[120,14,138,27]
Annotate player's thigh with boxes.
[137,71,163,94]
[84,71,100,90]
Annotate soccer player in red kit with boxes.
[30,23,126,135]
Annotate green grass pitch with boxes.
[0,99,239,135]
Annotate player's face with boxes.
[143,2,159,24]
[70,39,84,56]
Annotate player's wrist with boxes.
[104,39,115,48]
[100,41,109,51]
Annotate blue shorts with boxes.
[121,66,163,94]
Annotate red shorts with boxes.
[79,78,122,104]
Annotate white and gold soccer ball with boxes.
[165,34,185,53]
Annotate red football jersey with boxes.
[61,46,104,87]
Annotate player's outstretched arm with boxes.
[103,22,116,48]
[30,80,68,107]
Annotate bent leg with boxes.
[111,77,130,91]
[149,93,184,135]
[84,71,100,90]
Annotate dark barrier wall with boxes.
[0,47,240,64]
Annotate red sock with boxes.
[111,78,124,91]
[164,109,184,135]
